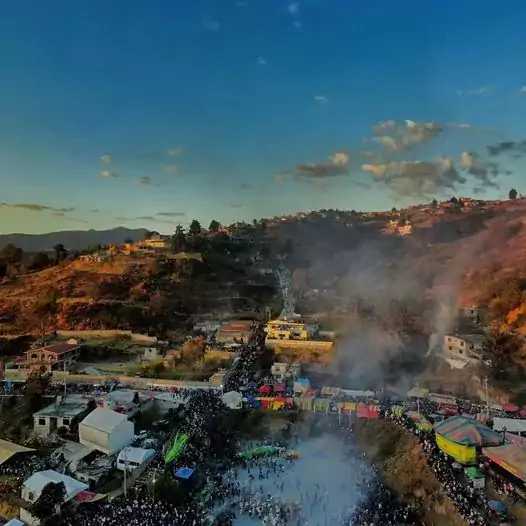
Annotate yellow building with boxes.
[265,316,319,341]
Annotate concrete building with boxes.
[116,446,155,472]
[33,395,92,436]
[443,334,486,361]
[79,408,134,455]
[265,316,319,341]
[216,320,253,344]
[15,342,81,373]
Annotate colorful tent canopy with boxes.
[482,444,526,482]
[435,416,503,447]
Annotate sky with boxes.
[2,0,526,234]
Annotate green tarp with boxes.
[238,445,284,460]
[164,434,189,463]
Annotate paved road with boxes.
[5,370,211,389]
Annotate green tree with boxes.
[208,219,221,233]
[188,219,202,236]
[483,331,522,380]
[509,188,518,200]
[0,243,23,264]
[53,244,68,262]
[124,237,134,244]
[450,196,458,204]
[431,198,438,207]
[29,481,66,525]
[171,225,186,252]
[30,251,52,271]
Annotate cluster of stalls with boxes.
[240,383,382,417]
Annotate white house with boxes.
[79,408,134,455]
[443,334,486,361]
[33,395,91,437]
[116,446,155,472]
[21,470,88,525]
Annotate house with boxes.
[33,395,92,436]
[116,446,155,472]
[15,342,81,373]
[79,408,134,455]
[141,347,160,362]
[216,320,253,344]
[443,334,486,361]
[101,389,153,417]
[265,316,319,341]
[20,470,88,525]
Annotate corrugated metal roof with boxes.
[0,439,34,466]
[80,408,128,434]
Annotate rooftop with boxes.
[34,396,91,418]
[29,342,80,355]
[80,407,129,433]
[456,334,486,344]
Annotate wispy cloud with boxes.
[202,19,220,31]
[229,203,244,208]
[257,57,267,66]
[167,146,183,157]
[99,170,119,178]
[100,154,112,164]
[457,86,492,95]
[163,164,180,174]
[287,2,301,28]
[136,176,152,186]
[1,203,74,213]
[295,152,350,179]
[89,209,99,213]
[157,212,185,217]
[360,152,499,198]
[314,95,329,104]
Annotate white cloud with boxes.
[257,57,267,66]
[314,95,329,104]
[99,170,119,178]
[100,154,112,164]
[167,146,183,157]
[288,2,299,15]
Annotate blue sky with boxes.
[1,0,526,234]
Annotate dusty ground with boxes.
[355,419,467,526]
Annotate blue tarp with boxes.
[175,467,195,480]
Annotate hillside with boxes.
[2,197,526,347]
[0,227,149,251]
[271,198,526,325]
[0,245,276,336]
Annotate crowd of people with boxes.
[390,410,506,525]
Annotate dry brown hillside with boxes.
[0,250,276,335]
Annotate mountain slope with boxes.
[0,227,149,251]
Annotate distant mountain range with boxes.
[0,227,149,252]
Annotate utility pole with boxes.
[484,376,489,421]
[416,381,420,415]
[123,448,128,498]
